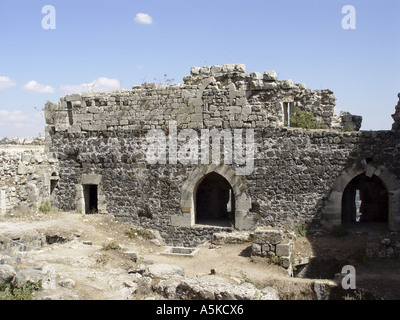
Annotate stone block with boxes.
[251,243,262,255]
[67,124,82,134]
[65,94,81,102]
[276,243,292,257]
[223,64,236,72]
[263,70,278,81]
[235,64,246,73]
[249,79,264,90]
[0,265,16,285]
[281,257,291,269]
[210,65,223,75]
[200,66,211,75]
[264,82,278,90]
[190,67,200,76]
[253,227,283,244]
[250,72,263,80]
[280,79,295,89]
[261,244,271,254]
[211,231,252,245]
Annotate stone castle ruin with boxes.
[2,64,400,247]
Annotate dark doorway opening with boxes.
[50,173,59,195]
[195,172,235,227]
[342,174,388,229]
[84,185,98,214]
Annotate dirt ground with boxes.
[0,211,399,300]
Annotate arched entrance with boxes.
[172,165,254,229]
[322,163,400,232]
[341,173,388,227]
[195,172,235,227]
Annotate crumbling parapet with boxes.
[44,64,345,134]
[337,111,363,131]
[0,137,59,214]
[391,93,400,130]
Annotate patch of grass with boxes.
[38,201,51,213]
[102,241,121,251]
[343,290,367,300]
[125,227,154,240]
[0,281,42,300]
[268,255,284,267]
[295,224,308,237]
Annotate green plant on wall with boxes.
[290,110,321,129]
[38,201,51,213]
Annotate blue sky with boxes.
[0,0,399,137]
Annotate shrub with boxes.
[290,110,321,129]
[295,224,308,237]
[125,227,154,240]
[0,281,42,300]
[102,242,121,251]
[38,201,51,213]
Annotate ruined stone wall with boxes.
[43,65,400,246]
[0,137,58,215]
[45,125,400,246]
[45,64,351,135]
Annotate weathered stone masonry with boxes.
[39,65,400,246]
[0,137,59,214]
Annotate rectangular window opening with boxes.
[67,102,73,125]
[283,102,295,126]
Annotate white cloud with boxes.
[134,13,153,25]
[0,110,44,137]
[0,76,16,90]
[22,80,54,94]
[60,77,122,95]
[0,110,28,122]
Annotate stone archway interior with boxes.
[341,173,388,226]
[195,172,235,227]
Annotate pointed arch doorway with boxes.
[342,173,388,228]
[173,165,254,230]
[322,163,400,232]
[195,172,235,227]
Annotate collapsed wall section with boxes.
[45,64,355,135]
[0,138,59,215]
